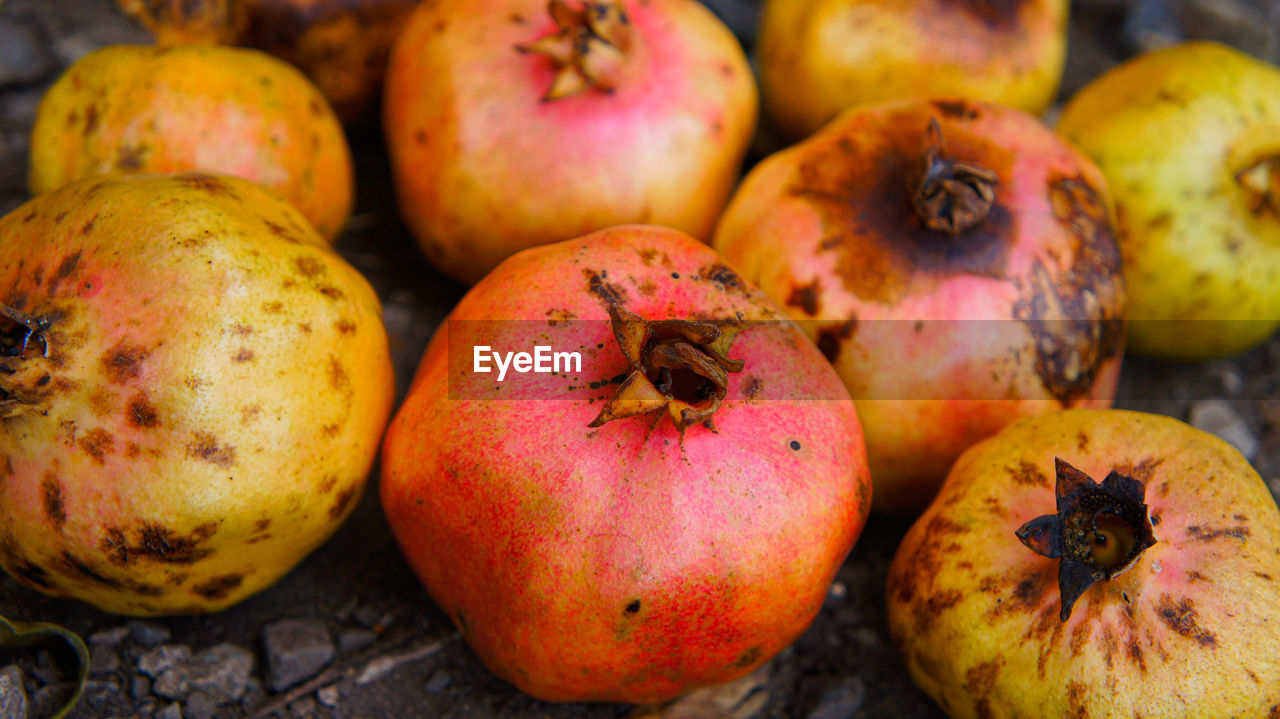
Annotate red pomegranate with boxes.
[714,98,1127,515]
[380,225,871,702]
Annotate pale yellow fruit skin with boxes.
[1058,42,1280,360]
[0,173,393,615]
[28,45,354,241]
[887,408,1280,718]
[758,0,1068,139]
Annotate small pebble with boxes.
[264,618,336,692]
[806,677,866,719]
[30,684,75,719]
[184,691,217,719]
[424,670,451,695]
[33,649,63,684]
[153,667,191,701]
[1189,399,1259,459]
[155,701,184,719]
[317,684,341,707]
[88,626,132,647]
[187,643,254,703]
[132,673,152,700]
[0,20,54,87]
[338,628,378,653]
[290,696,318,718]
[0,665,28,719]
[138,645,193,678]
[129,621,173,647]
[90,643,122,674]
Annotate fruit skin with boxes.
[886,408,1280,718]
[383,0,758,285]
[381,225,871,703]
[1057,41,1280,361]
[28,44,353,241]
[0,173,393,616]
[758,0,1067,139]
[714,98,1126,515]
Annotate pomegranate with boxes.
[117,0,419,123]
[380,225,871,702]
[886,408,1280,718]
[28,42,352,241]
[0,173,393,615]
[383,0,757,284]
[1058,41,1280,361]
[757,0,1068,139]
[713,98,1127,515]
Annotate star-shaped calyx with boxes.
[516,0,633,100]
[911,118,999,234]
[1,302,55,418]
[588,304,744,432]
[1016,458,1158,621]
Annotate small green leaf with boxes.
[0,613,90,719]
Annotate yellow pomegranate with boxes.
[28,43,353,241]
[0,173,393,615]
[758,0,1068,139]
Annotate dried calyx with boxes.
[1016,457,1157,621]
[116,0,248,45]
[516,0,633,101]
[1235,153,1280,219]
[0,303,54,418]
[911,118,999,234]
[589,304,744,432]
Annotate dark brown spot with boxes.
[13,560,53,589]
[101,340,150,384]
[187,432,235,468]
[1186,524,1249,542]
[254,518,271,533]
[1066,680,1089,719]
[176,173,232,196]
[128,394,160,428]
[584,269,626,306]
[1127,636,1147,673]
[318,286,344,300]
[115,143,149,171]
[1076,431,1089,452]
[733,645,761,668]
[1115,457,1163,483]
[1185,570,1210,583]
[741,376,764,399]
[1254,571,1274,581]
[415,129,427,144]
[233,348,255,362]
[329,487,356,519]
[295,256,324,277]
[625,599,641,615]
[54,250,83,284]
[327,356,350,392]
[1009,460,1049,487]
[335,319,356,334]
[699,263,746,294]
[1013,174,1125,403]
[1156,594,1217,647]
[791,120,1016,306]
[787,280,820,315]
[262,301,284,314]
[42,473,65,527]
[192,573,243,600]
[83,103,99,135]
[79,427,115,464]
[319,475,338,493]
[817,318,858,362]
[932,99,980,119]
[965,658,1002,711]
[102,522,218,565]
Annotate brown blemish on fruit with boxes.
[295,256,324,277]
[53,251,83,288]
[1185,570,1210,583]
[83,103,99,135]
[124,442,141,458]
[264,221,300,244]
[254,518,271,533]
[262,301,284,314]
[1077,431,1090,451]
[965,658,1002,715]
[329,486,356,519]
[1013,174,1125,403]
[1114,457,1162,483]
[791,120,1016,306]
[741,376,763,398]
[318,286,345,301]
[1127,635,1147,673]
[733,645,761,668]
[335,319,356,334]
[1185,524,1249,542]
[1065,680,1089,718]
[787,281,820,315]
[192,573,243,600]
[42,473,65,527]
[187,432,236,468]
[176,173,232,197]
[102,522,217,565]
[1009,459,1050,487]
[57,551,165,596]
[637,281,656,296]
[13,559,54,589]
[320,475,338,493]
[584,269,626,306]
[233,348,255,362]
[700,263,747,294]
[101,340,150,384]
[327,356,350,392]
[914,588,963,633]
[79,427,115,464]
[322,423,341,437]
[932,99,980,120]
[128,393,160,428]
[239,405,261,425]
[817,318,857,362]
[1255,571,1273,581]
[231,324,253,336]
[1156,594,1217,647]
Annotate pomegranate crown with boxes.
[1016,458,1157,621]
[588,303,744,433]
[516,0,634,101]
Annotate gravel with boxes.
[263,619,337,692]
[0,665,28,719]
